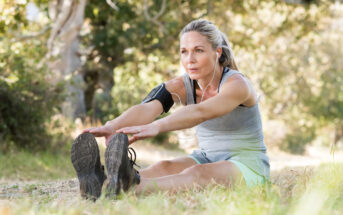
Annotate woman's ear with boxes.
[216,47,222,59]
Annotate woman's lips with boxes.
[188,68,198,73]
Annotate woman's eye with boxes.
[196,49,203,53]
[181,50,187,54]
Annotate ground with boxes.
[0,142,342,201]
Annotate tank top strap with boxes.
[182,73,195,105]
[218,69,243,91]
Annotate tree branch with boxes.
[106,0,119,11]
[13,26,51,42]
[47,0,75,51]
[143,0,167,34]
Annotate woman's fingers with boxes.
[86,127,103,136]
[117,126,141,134]
[117,124,159,144]
[82,126,113,137]
[128,136,138,144]
[105,134,114,146]
[128,133,147,144]
[117,126,149,143]
[82,123,159,145]
[82,127,94,133]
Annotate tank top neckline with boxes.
[193,67,230,104]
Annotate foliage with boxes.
[82,0,207,122]
[1,0,343,153]
[210,0,343,152]
[0,80,63,151]
[82,0,343,152]
[0,0,65,151]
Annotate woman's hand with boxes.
[82,123,115,146]
[116,122,160,144]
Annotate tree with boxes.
[0,0,64,151]
[47,0,87,119]
[1,0,341,153]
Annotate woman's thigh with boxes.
[181,160,245,187]
[140,156,197,178]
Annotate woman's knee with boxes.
[179,161,236,185]
[180,165,203,181]
[142,158,196,178]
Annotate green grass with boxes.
[0,150,342,215]
[1,184,286,215]
[0,150,75,180]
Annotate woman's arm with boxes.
[83,76,186,144]
[158,74,253,132]
[118,74,255,143]
[83,100,163,144]
[107,100,164,131]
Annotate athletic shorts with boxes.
[189,150,266,188]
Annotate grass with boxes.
[0,150,343,215]
[0,149,75,181]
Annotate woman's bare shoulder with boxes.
[165,76,184,90]
[221,73,257,107]
[165,76,187,105]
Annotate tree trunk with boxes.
[47,0,87,119]
[334,125,343,146]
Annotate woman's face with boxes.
[180,31,218,80]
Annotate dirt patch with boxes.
[0,179,79,200]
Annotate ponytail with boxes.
[218,32,239,71]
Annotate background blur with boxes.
[1,0,342,155]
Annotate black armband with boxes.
[142,83,174,113]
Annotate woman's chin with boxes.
[187,73,201,80]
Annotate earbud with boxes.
[216,52,219,58]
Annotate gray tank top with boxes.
[182,68,270,179]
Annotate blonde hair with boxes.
[180,19,239,71]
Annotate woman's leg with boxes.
[135,161,244,194]
[139,157,197,178]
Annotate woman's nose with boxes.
[186,52,196,63]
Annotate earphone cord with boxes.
[172,55,219,105]
[170,92,182,104]
[197,58,218,103]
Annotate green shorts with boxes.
[229,159,266,188]
[189,154,266,188]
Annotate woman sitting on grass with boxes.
[71,19,270,200]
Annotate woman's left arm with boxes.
[117,74,253,143]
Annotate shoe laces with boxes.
[128,147,140,168]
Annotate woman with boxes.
[71,19,270,200]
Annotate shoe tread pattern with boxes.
[105,133,128,197]
[71,133,101,200]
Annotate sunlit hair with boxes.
[180,19,239,71]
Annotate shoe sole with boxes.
[71,133,102,200]
[105,133,129,198]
